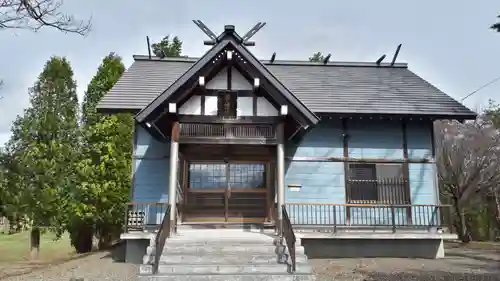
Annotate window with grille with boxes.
[347,163,409,204]
[217,91,237,118]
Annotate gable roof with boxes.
[97,57,476,121]
[133,29,319,126]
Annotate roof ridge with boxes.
[132,55,408,68]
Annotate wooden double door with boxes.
[182,160,273,223]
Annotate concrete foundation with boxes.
[125,239,150,264]
[301,238,445,259]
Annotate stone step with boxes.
[163,244,305,255]
[159,253,308,264]
[138,273,314,281]
[165,239,279,246]
[173,232,277,239]
[177,223,275,230]
[140,263,312,275]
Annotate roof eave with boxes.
[230,43,319,126]
[134,40,231,123]
[317,112,477,121]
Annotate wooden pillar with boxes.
[276,123,285,231]
[168,122,180,224]
[402,120,412,223]
[342,118,350,225]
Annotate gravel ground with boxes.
[1,241,498,281]
[1,244,138,281]
[311,242,500,281]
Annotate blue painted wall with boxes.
[407,121,439,225]
[285,119,438,226]
[129,118,439,227]
[284,120,345,224]
[131,125,170,225]
[348,119,403,159]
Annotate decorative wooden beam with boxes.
[342,118,351,224]
[323,53,331,64]
[200,91,206,115]
[402,120,413,222]
[152,122,168,140]
[376,54,386,66]
[253,95,258,116]
[391,44,402,66]
[270,52,276,64]
[430,121,436,158]
[178,137,277,145]
[203,89,254,97]
[178,115,280,124]
[227,66,232,90]
[146,36,152,59]
[241,22,266,44]
[284,156,434,164]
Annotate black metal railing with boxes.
[281,205,297,273]
[285,204,454,233]
[346,177,410,204]
[180,123,276,139]
[124,202,169,231]
[153,204,172,274]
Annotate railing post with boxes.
[333,205,337,233]
[390,205,396,233]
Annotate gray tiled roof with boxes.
[97,56,476,119]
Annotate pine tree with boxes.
[71,53,132,252]
[5,56,79,259]
[151,35,183,57]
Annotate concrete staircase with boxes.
[139,227,314,281]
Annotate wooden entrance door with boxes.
[184,161,269,222]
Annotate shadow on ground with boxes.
[100,241,126,263]
[363,271,500,281]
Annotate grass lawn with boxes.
[0,231,76,264]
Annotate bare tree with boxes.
[0,0,90,35]
[435,117,500,242]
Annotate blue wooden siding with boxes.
[285,120,345,224]
[409,163,439,225]
[285,119,438,227]
[348,119,403,159]
[286,120,343,158]
[285,161,345,224]
[406,121,433,160]
[131,125,170,224]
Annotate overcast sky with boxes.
[0,0,499,146]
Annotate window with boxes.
[217,91,237,118]
[188,163,265,189]
[347,163,409,204]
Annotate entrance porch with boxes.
[179,144,277,223]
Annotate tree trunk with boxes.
[30,227,40,260]
[69,223,94,253]
[454,199,471,243]
[97,224,117,250]
[493,191,500,238]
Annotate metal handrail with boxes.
[153,204,171,274]
[281,205,297,273]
